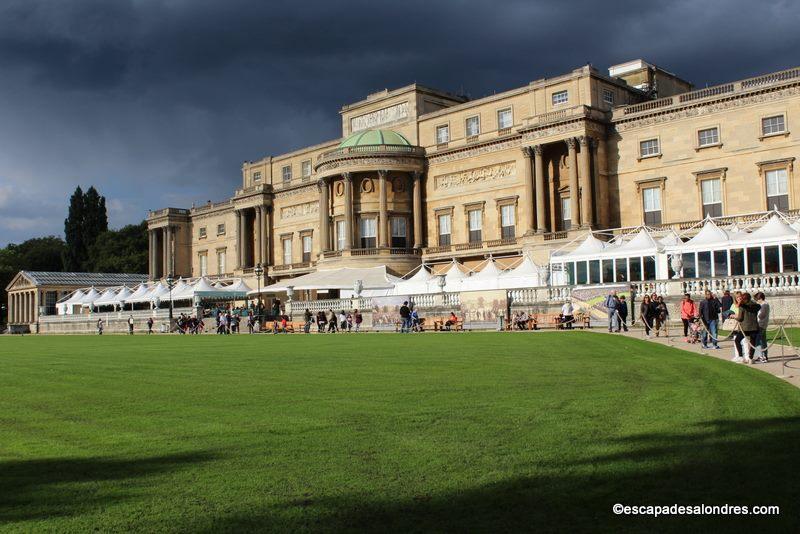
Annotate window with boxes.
[639,138,660,158]
[730,249,745,276]
[436,124,449,144]
[698,127,719,147]
[765,246,780,273]
[216,250,226,275]
[643,256,656,280]
[602,88,614,106]
[589,260,600,284]
[217,223,226,236]
[714,250,728,276]
[252,171,262,182]
[468,209,482,243]
[199,227,207,239]
[765,168,789,210]
[697,251,712,278]
[466,116,480,137]
[747,247,762,274]
[642,187,662,225]
[762,115,786,136]
[683,252,697,278]
[782,244,798,272]
[576,261,588,284]
[301,160,312,180]
[438,214,451,246]
[336,220,346,251]
[391,217,407,248]
[500,204,515,239]
[629,258,642,281]
[561,197,571,230]
[359,217,377,248]
[282,238,292,265]
[497,108,513,129]
[602,259,614,283]
[552,90,568,106]
[282,165,292,183]
[614,258,627,282]
[701,178,722,218]
[302,235,312,263]
[199,253,208,276]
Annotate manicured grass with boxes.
[1,332,800,532]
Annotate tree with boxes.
[82,186,108,252]
[0,236,66,317]
[62,185,108,271]
[63,186,85,271]
[85,221,148,274]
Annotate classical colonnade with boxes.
[148,226,172,279]
[520,135,605,233]
[234,205,271,269]
[317,170,424,252]
[9,290,37,324]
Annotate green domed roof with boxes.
[339,129,411,148]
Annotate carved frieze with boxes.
[428,138,522,165]
[280,201,319,220]
[434,161,516,190]
[350,101,409,132]
[274,184,316,199]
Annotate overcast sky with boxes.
[0,0,797,246]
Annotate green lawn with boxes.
[1,332,799,533]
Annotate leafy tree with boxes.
[63,186,85,271]
[1,236,66,319]
[63,185,108,270]
[86,221,148,274]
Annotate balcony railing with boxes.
[617,65,800,119]
[425,237,519,255]
[272,262,314,272]
[682,273,800,296]
[317,144,425,165]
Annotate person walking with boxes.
[754,292,770,363]
[316,310,326,333]
[733,292,761,364]
[654,296,669,337]
[399,301,411,333]
[303,308,313,333]
[327,309,338,333]
[617,295,629,332]
[698,290,721,349]
[603,291,619,332]
[354,309,363,332]
[560,299,574,330]
[720,290,734,320]
[97,318,104,335]
[680,293,697,340]
[639,295,653,336]
[147,316,154,334]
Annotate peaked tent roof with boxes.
[79,287,102,306]
[615,228,659,254]
[732,214,798,244]
[392,265,436,295]
[670,218,731,250]
[93,287,122,306]
[552,232,609,260]
[470,260,504,280]
[658,230,682,247]
[60,289,86,305]
[254,266,401,293]
[126,283,151,302]
[112,286,133,304]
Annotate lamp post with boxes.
[254,262,264,313]
[166,273,175,324]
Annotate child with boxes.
[687,318,702,344]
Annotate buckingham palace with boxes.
[129,59,800,307]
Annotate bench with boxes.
[263,321,306,333]
[432,317,464,332]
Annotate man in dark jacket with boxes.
[698,290,722,349]
[617,295,629,332]
[720,290,734,320]
[399,301,411,333]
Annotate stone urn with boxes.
[670,254,683,279]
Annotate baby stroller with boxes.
[686,318,702,344]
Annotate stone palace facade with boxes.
[147,59,800,288]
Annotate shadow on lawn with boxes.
[0,451,217,524]
[192,417,800,533]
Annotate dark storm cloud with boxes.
[0,0,798,245]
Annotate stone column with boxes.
[235,210,243,269]
[160,228,168,278]
[34,290,40,324]
[521,147,535,235]
[255,206,263,266]
[533,145,547,233]
[578,136,593,228]
[317,179,329,252]
[566,138,581,228]
[343,172,354,250]
[166,225,174,276]
[261,207,270,265]
[147,230,154,279]
[594,137,609,228]
[11,293,16,323]
[378,170,389,248]
[412,171,423,249]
